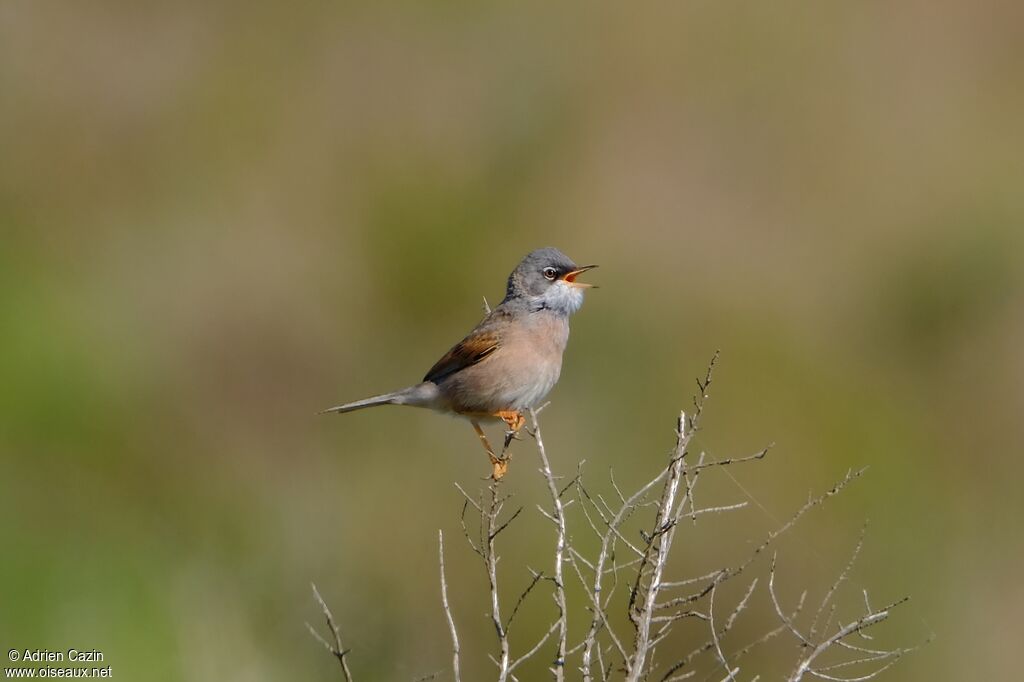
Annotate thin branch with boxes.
[685,447,772,473]
[509,620,562,673]
[768,554,813,646]
[788,597,910,682]
[506,571,545,634]
[530,408,568,680]
[413,672,441,682]
[810,524,867,640]
[626,410,691,681]
[493,506,525,540]
[657,468,869,614]
[307,582,354,682]
[484,483,512,681]
[707,581,736,682]
[438,531,461,682]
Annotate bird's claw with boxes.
[496,410,526,433]
[488,453,510,481]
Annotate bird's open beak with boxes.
[562,264,598,288]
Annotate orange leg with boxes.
[495,410,526,454]
[495,410,526,433]
[471,419,508,480]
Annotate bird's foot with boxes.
[495,410,526,433]
[489,453,510,481]
[496,409,526,461]
[502,428,522,450]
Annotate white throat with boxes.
[537,280,585,315]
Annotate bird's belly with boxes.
[504,360,561,410]
[439,348,563,415]
[435,311,570,416]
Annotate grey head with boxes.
[503,247,597,315]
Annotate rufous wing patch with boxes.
[423,329,499,383]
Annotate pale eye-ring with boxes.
[542,267,558,280]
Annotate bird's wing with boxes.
[423,324,500,384]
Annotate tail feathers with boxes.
[322,382,440,415]
[321,391,402,414]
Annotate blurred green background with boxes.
[2,1,1023,679]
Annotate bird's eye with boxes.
[542,267,558,280]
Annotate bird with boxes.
[324,247,597,479]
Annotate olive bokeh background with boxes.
[2,1,1023,680]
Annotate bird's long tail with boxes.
[321,383,438,414]
[321,391,403,414]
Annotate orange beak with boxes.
[562,264,598,288]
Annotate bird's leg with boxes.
[471,419,508,480]
[470,419,496,458]
[496,410,526,452]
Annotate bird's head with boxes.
[504,247,597,315]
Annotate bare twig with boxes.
[626,411,691,681]
[506,571,545,634]
[708,581,738,682]
[577,452,674,678]
[788,596,910,682]
[484,483,512,681]
[811,523,867,640]
[686,447,772,473]
[509,620,562,674]
[768,554,813,646]
[438,531,461,682]
[530,408,568,680]
[413,673,441,682]
[765,550,913,682]
[307,583,354,682]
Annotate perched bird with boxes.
[324,247,596,478]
